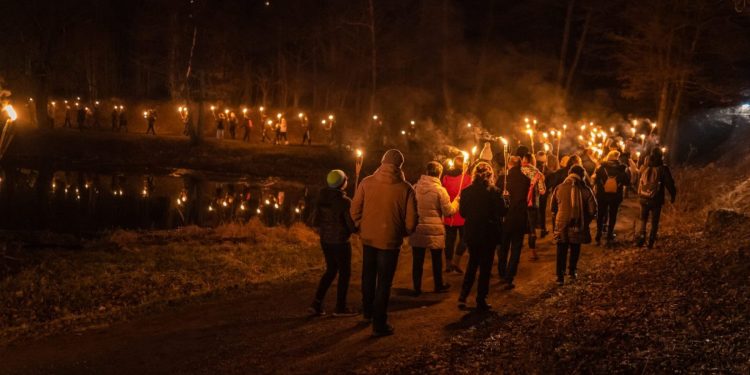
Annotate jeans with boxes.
[314,242,352,311]
[498,231,524,283]
[639,202,662,245]
[444,225,466,263]
[597,196,622,240]
[362,246,400,331]
[412,247,443,291]
[460,244,495,302]
[556,242,581,280]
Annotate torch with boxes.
[500,137,509,194]
[649,122,657,135]
[355,149,364,191]
[526,128,535,155]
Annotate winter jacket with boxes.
[521,162,546,208]
[459,181,507,248]
[497,166,531,234]
[551,174,598,244]
[351,164,418,250]
[441,169,472,227]
[638,160,677,206]
[581,154,597,176]
[312,187,356,244]
[409,175,458,249]
[593,160,630,202]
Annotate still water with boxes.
[0,167,312,232]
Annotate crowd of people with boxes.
[308,143,677,337]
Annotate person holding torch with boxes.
[442,155,472,274]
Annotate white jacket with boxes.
[409,175,458,249]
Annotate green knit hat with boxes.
[326,169,348,189]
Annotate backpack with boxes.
[602,168,619,194]
[638,167,663,200]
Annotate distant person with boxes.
[458,162,506,310]
[274,119,282,145]
[309,170,358,317]
[146,110,157,135]
[76,106,86,130]
[442,156,472,274]
[228,112,238,140]
[551,165,597,286]
[279,117,288,145]
[242,112,253,142]
[593,150,630,246]
[118,110,128,133]
[521,152,546,260]
[351,149,417,337]
[111,107,119,131]
[409,161,458,296]
[64,105,73,128]
[261,118,272,143]
[301,115,311,145]
[215,113,225,139]
[496,148,530,290]
[536,151,551,238]
[636,148,676,249]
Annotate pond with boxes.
[0,167,313,232]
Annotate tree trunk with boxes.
[557,0,575,87]
[563,7,591,101]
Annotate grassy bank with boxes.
[0,219,322,344]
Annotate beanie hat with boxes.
[381,149,405,167]
[606,150,621,162]
[514,145,529,157]
[569,165,585,178]
[326,169,347,189]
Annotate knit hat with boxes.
[381,149,404,167]
[569,165,585,178]
[326,169,348,189]
[514,145,529,157]
[606,150,621,162]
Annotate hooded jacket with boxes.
[552,174,598,244]
[441,168,472,227]
[497,165,531,234]
[351,163,418,250]
[409,175,458,249]
[312,187,356,244]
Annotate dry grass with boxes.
[0,219,322,343]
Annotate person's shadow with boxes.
[444,308,504,332]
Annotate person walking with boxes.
[279,116,288,145]
[442,156,472,274]
[118,109,128,133]
[551,165,597,286]
[146,110,157,135]
[521,152,546,260]
[76,106,86,130]
[111,107,119,131]
[261,118,272,143]
[309,170,358,317]
[636,148,676,249]
[536,151,552,238]
[215,113,225,139]
[242,111,253,142]
[301,115,312,145]
[593,150,630,246]
[409,161,458,296]
[228,112,238,140]
[351,149,417,337]
[458,162,506,310]
[496,150,530,290]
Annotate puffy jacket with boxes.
[459,181,507,248]
[351,164,418,250]
[551,174,597,244]
[311,187,356,244]
[441,169,472,227]
[409,175,458,249]
[593,160,629,201]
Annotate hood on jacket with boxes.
[318,187,345,205]
[371,163,406,184]
[416,174,441,188]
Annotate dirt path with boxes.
[0,201,642,374]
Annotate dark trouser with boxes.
[527,208,538,249]
[597,196,622,240]
[444,225,466,262]
[147,123,155,135]
[242,127,250,142]
[498,231,524,283]
[362,246,400,330]
[460,243,495,303]
[314,242,352,311]
[280,132,288,142]
[639,202,663,245]
[229,126,236,139]
[302,130,311,145]
[556,242,581,280]
[412,247,443,291]
[538,194,548,232]
[261,129,270,142]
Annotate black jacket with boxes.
[312,187,356,244]
[459,181,507,248]
[497,166,530,234]
[594,160,630,201]
[640,160,677,206]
